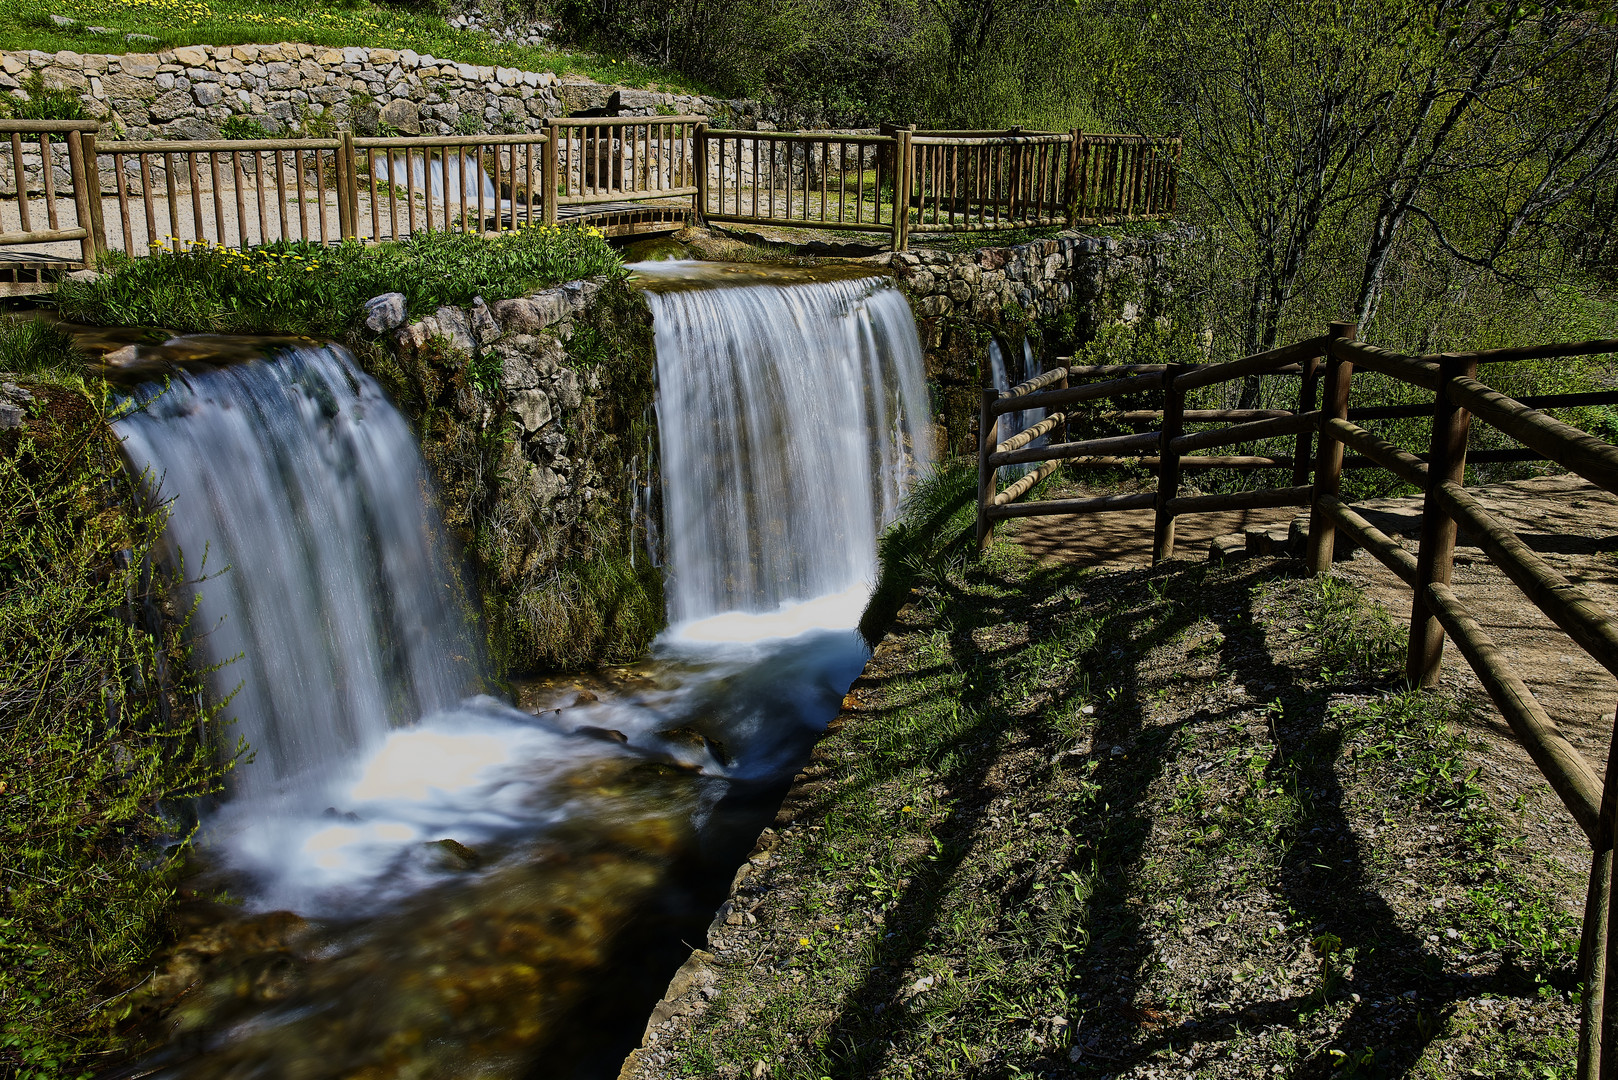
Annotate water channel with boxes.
[97,262,931,1077]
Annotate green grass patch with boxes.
[0,363,241,1078]
[664,536,1580,1079]
[3,0,706,94]
[54,224,624,339]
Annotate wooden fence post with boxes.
[694,121,708,225]
[1578,717,1618,1080]
[976,387,997,551]
[891,128,913,252]
[1291,353,1321,486]
[542,119,559,225]
[1153,364,1187,563]
[80,131,108,264]
[1306,321,1357,573]
[343,130,360,238]
[1406,350,1479,687]
[64,131,97,270]
[1065,129,1081,227]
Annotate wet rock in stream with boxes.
[117,757,713,1079]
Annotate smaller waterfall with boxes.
[116,344,480,800]
[373,152,501,206]
[988,338,1044,478]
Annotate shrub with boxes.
[54,224,625,339]
[219,114,274,140]
[0,378,240,1078]
[0,74,87,121]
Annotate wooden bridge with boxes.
[979,329,1618,1080]
[0,117,1178,293]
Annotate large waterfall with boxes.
[116,344,481,800]
[644,273,932,630]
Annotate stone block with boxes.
[193,82,223,106]
[232,45,259,62]
[510,389,553,433]
[363,292,408,333]
[41,66,89,92]
[433,306,476,353]
[398,49,420,69]
[916,294,953,317]
[149,88,194,122]
[318,49,344,66]
[172,45,209,67]
[343,47,368,65]
[470,297,500,345]
[495,66,520,86]
[378,97,421,134]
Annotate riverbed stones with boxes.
[363,292,407,333]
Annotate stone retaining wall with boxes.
[0,42,775,144]
[865,228,1201,453]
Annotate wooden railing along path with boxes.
[977,328,1618,1079]
[1,119,1179,289]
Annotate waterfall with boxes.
[643,273,933,631]
[373,152,501,206]
[988,337,1044,478]
[115,343,480,800]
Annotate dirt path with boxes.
[1011,473,1618,882]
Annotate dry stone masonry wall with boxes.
[0,43,775,145]
[866,228,1201,453]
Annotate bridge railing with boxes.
[0,119,102,293]
[1,120,1183,284]
[978,328,1618,1079]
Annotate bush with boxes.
[859,458,980,646]
[218,114,274,140]
[0,377,240,1078]
[0,74,87,121]
[54,224,625,339]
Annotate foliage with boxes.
[0,320,85,381]
[218,114,274,140]
[0,374,240,1078]
[0,74,89,121]
[859,458,979,647]
[54,224,624,340]
[2,0,704,94]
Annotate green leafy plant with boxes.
[0,74,87,121]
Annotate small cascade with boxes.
[115,344,480,800]
[373,152,500,205]
[643,272,932,629]
[988,337,1044,478]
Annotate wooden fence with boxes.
[977,328,1618,1079]
[1,120,1180,275]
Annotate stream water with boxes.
[104,264,931,1077]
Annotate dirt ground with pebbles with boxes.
[618,476,1606,1079]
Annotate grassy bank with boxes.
[2,0,701,94]
[55,225,624,341]
[0,323,239,1078]
[635,466,1582,1079]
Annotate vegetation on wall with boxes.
[0,322,241,1079]
[54,224,624,340]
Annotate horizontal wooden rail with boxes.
[1002,367,1070,398]
[993,372,1160,416]
[100,138,343,152]
[1173,337,1328,391]
[353,134,550,148]
[1326,338,1442,390]
[1164,485,1312,515]
[1061,363,1170,377]
[1316,494,1417,584]
[1113,408,1295,424]
[1351,390,1618,421]
[986,491,1155,520]
[995,412,1066,455]
[1172,411,1316,454]
[0,119,100,132]
[990,429,1160,468]
[992,461,1059,505]
[1433,479,1618,680]
[1321,418,1428,487]
[555,115,706,127]
[0,226,88,244]
[1424,582,1602,842]
[1447,376,1618,495]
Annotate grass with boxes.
[651,508,1581,1078]
[0,319,85,382]
[0,324,241,1078]
[2,0,708,94]
[54,223,624,339]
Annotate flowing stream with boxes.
[107,264,931,1077]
